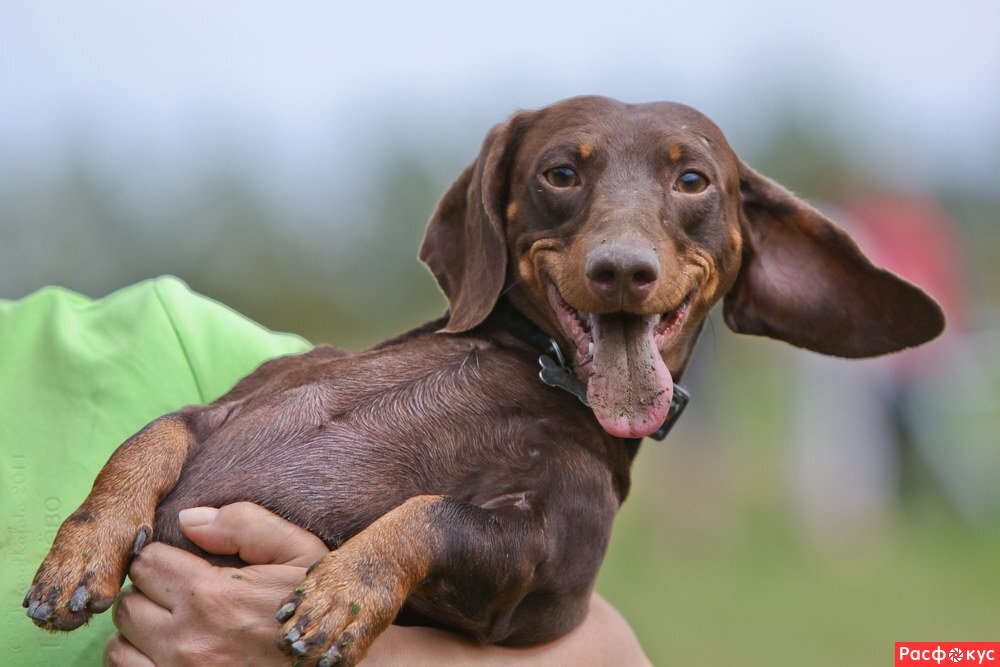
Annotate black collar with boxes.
[492,301,689,441]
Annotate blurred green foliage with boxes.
[2,106,998,665]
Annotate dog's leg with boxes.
[275,494,562,666]
[23,413,198,630]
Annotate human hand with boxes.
[103,502,328,666]
[103,502,650,666]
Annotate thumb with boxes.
[178,502,329,567]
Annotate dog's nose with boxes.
[585,241,660,305]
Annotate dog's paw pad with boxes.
[23,570,117,631]
[276,575,388,665]
[25,527,139,630]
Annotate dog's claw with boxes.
[290,640,308,655]
[69,585,91,612]
[132,525,152,556]
[22,586,36,608]
[337,632,355,650]
[318,646,342,667]
[284,628,302,645]
[26,601,53,621]
[276,602,297,622]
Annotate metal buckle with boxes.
[536,337,689,440]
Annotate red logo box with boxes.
[896,643,1000,666]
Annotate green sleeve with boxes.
[0,276,311,664]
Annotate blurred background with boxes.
[2,1,998,664]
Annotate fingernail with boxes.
[178,506,218,527]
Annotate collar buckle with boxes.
[536,337,690,441]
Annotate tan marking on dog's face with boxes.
[507,239,568,342]
[517,251,538,289]
[499,97,750,376]
[506,201,519,223]
[728,226,741,250]
[683,245,721,307]
[716,225,744,291]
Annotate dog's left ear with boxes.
[723,161,945,357]
[420,114,528,333]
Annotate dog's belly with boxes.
[150,335,622,568]
[153,376,559,558]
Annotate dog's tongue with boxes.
[587,314,673,439]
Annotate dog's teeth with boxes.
[588,342,594,357]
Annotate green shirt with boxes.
[0,276,310,665]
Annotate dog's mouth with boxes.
[544,278,693,439]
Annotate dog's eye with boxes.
[544,166,580,188]
[675,171,709,194]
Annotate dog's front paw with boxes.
[24,511,152,631]
[276,546,409,667]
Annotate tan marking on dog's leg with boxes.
[25,415,198,631]
[277,495,445,666]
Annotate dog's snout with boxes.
[585,242,659,305]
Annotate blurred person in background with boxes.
[789,191,970,545]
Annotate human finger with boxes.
[179,502,328,566]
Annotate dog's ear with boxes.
[420,115,527,333]
[723,161,945,357]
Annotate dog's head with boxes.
[421,96,944,438]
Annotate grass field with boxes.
[600,491,1000,666]
[596,338,1000,666]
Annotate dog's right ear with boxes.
[420,114,528,334]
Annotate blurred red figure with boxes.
[847,194,968,378]
[790,192,969,544]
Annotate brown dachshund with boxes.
[24,96,944,665]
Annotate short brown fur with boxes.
[26,96,943,664]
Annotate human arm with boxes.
[104,502,650,666]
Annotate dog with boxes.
[24,96,944,665]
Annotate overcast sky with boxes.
[2,1,998,184]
